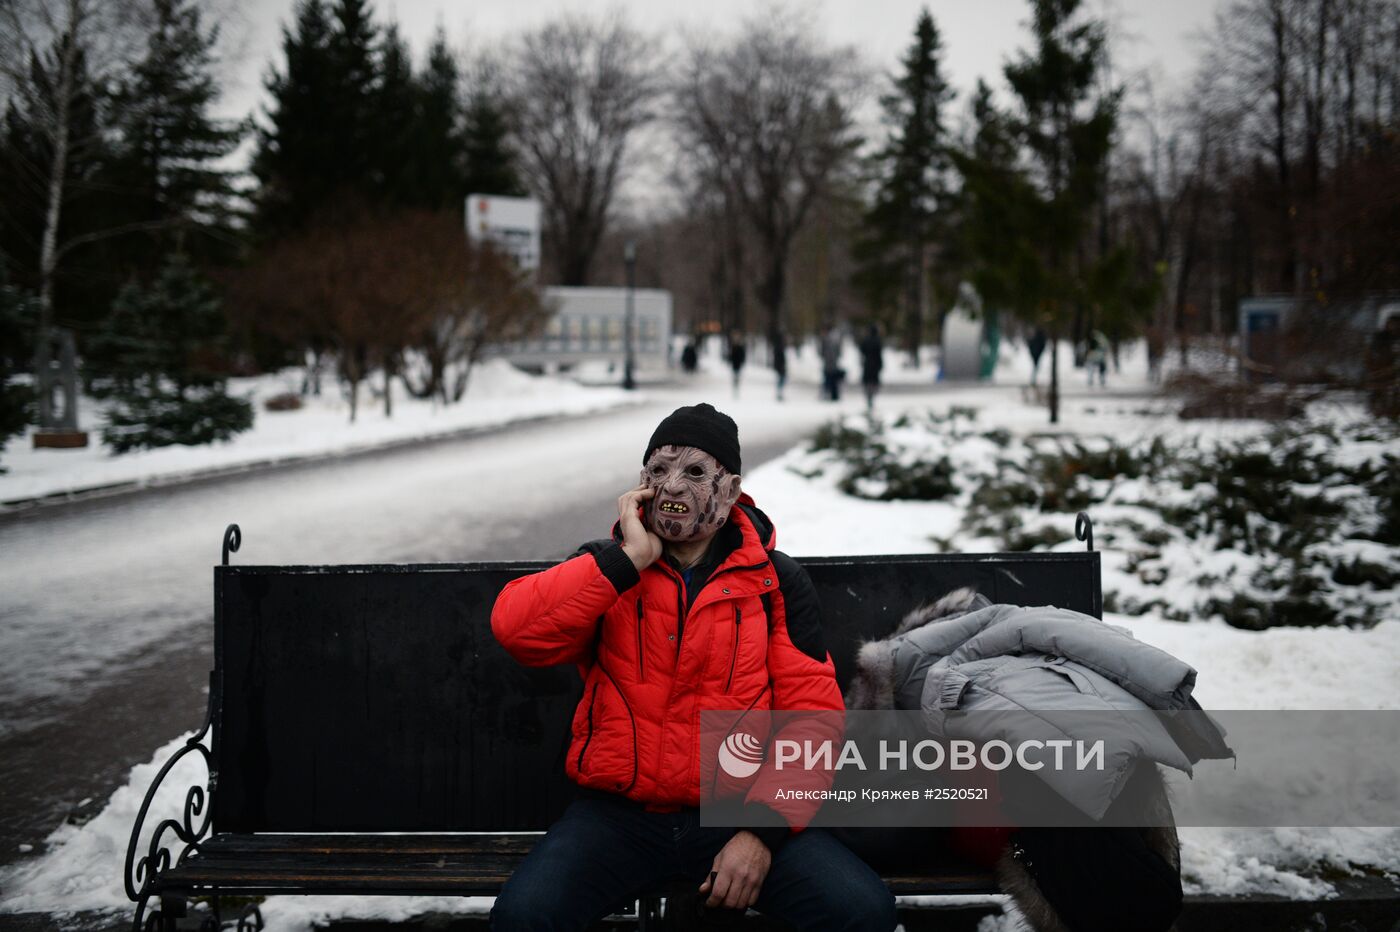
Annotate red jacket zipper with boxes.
[635,597,645,682]
[724,605,742,693]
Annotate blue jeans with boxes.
[490,794,896,931]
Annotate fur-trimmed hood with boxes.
[844,587,991,711]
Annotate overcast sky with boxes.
[211,0,1222,211]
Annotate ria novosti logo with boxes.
[717,732,765,778]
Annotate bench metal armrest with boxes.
[123,670,217,916]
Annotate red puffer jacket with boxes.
[490,494,843,831]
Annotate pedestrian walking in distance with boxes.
[772,330,788,402]
[727,331,747,398]
[820,327,844,402]
[1028,328,1047,386]
[859,324,884,413]
[1085,329,1109,388]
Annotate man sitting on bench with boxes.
[490,403,896,931]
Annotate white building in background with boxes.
[495,286,673,375]
[465,194,674,375]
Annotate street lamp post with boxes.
[623,240,637,391]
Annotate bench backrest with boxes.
[211,553,1100,834]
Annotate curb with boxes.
[0,399,646,516]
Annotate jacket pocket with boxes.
[576,682,600,772]
[928,667,973,710]
[576,663,639,792]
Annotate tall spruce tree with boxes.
[462,87,523,197]
[109,0,243,272]
[84,0,245,398]
[325,0,379,193]
[408,28,468,209]
[955,0,1122,423]
[854,8,954,366]
[374,22,418,203]
[252,0,339,236]
[951,81,1033,313]
[253,0,382,236]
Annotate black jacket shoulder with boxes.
[769,550,826,663]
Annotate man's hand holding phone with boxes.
[699,830,772,910]
[618,485,662,571]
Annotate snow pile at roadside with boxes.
[0,359,638,505]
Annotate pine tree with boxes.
[93,253,252,452]
[109,0,243,272]
[462,86,524,198]
[326,0,380,195]
[252,0,338,236]
[407,27,469,209]
[854,8,954,366]
[951,81,1035,320]
[253,0,383,236]
[373,21,418,203]
[955,0,1124,423]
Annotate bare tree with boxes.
[673,11,863,356]
[400,228,551,404]
[0,0,147,429]
[233,209,430,422]
[509,13,661,286]
[1199,0,1400,298]
[233,209,549,421]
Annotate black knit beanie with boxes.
[644,403,742,475]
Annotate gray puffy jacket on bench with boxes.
[846,590,1234,821]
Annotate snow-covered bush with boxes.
[799,409,1400,629]
[808,413,958,501]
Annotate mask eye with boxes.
[687,465,705,478]
[650,465,664,476]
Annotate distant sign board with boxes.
[466,194,541,271]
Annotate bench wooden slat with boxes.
[154,833,999,898]
[157,834,533,896]
[195,833,540,855]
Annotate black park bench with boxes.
[125,516,1101,931]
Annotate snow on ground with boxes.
[0,359,639,505]
[3,338,1396,926]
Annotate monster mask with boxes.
[640,445,743,542]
